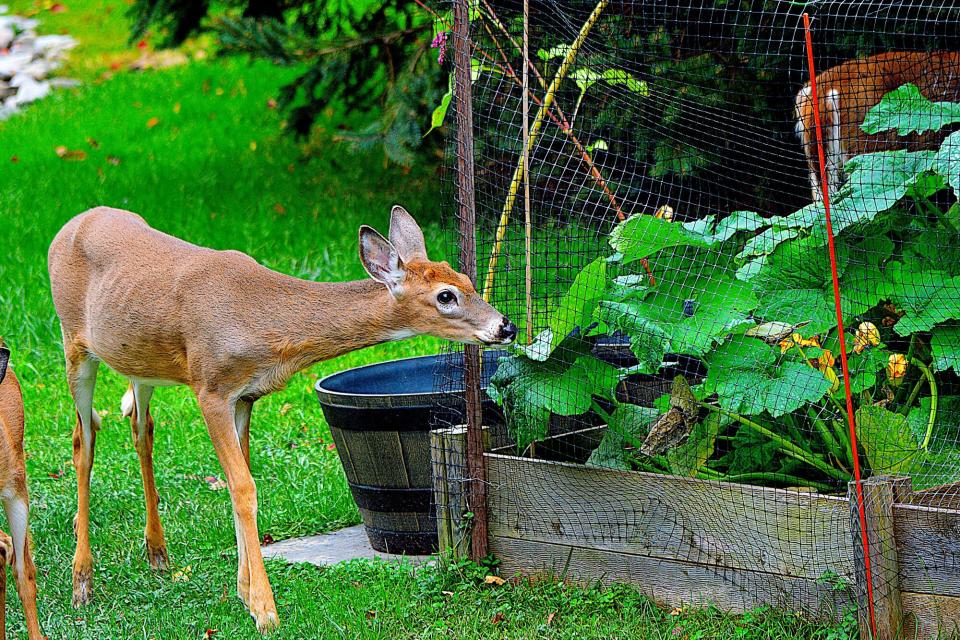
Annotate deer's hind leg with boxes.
[3,487,43,640]
[66,347,100,607]
[125,382,168,569]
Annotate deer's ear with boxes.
[359,225,406,297]
[388,205,427,263]
[0,347,9,386]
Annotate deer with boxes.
[47,205,517,632]
[0,345,44,640]
[795,51,960,200]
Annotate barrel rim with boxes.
[314,350,505,405]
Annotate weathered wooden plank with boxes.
[431,426,490,559]
[491,535,848,620]
[848,477,903,640]
[485,453,853,581]
[894,503,960,597]
[901,592,960,639]
[905,480,960,512]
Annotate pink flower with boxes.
[431,31,448,65]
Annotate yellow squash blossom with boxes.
[853,322,880,354]
[887,353,908,386]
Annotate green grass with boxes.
[0,1,857,637]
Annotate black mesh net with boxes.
[432,0,960,635]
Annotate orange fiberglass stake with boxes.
[801,12,877,638]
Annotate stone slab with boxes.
[262,525,434,567]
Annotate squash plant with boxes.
[489,84,960,491]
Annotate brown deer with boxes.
[48,205,516,632]
[795,51,960,199]
[0,346,44,640]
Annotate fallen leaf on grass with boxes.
[204,630,218,639]
[48,469,63,479]
[273,202,286,215]
[546,612,555,625]
[10,156,19,163]
[86,137,100,149]
[267,98,277,109]
[491,612,505,624]
[106,156,121,166]
[484,575,506,586]
[670,607,684,616]
[441,590,453,597]
[55,146,86,160]
[204,476,227,491]
[279,403,292,416]
[326,443,336,451]
[172,565,192,582]
[146,117,160,129]
[365,610,377,620]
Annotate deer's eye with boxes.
[437,290,457,305]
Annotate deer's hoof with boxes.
[146,542,168,571]
[253,609,280,634]
[72,569,93,607]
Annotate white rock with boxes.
[48,77,80,88]
[0,25,13,49]
[22,59,54,79]
[0,79,11,99]
[34,34,77,58]
[10,75,48,104]
[0,52,31,79]
[10,35,36,54]
[0,100,19,118]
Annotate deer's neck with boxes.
[267,278,406,373]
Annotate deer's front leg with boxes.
[196,390,278,633]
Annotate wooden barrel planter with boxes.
[315,351,505,555]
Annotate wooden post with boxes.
[431,426,490,559]
[452,0,489,560]
[848,476,906,640]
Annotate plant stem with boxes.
[590,400,645,451]
[808,406,844,465]
[697,401,849,482]
[720,473,835,492]
[482,0,610,301]
[913,359,939,450]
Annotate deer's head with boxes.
[359,206,517,346]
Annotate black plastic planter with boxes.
[315,351,505,555]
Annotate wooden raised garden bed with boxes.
[431,426,960,640]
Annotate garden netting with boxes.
[432,0,960,635]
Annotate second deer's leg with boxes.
[235,398,252,469]
[196,390,278,633]
[129,382,168,569]
[67,352,99,607]
[3,491,43,640]
[0,528,9,640]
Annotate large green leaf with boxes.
[609,215,708,264]
[751,234,848,334]
[855,405,918,475]
[489,338,621,453]
[830,150,938,236]
[667,411,732,477]
[881,260,960,335]
[932,323,960,373]
[862,84,960,136]
[528,257,607,361]
[601,246,757,359]
[586,404,660,470]
[703,335,831,418]
[936,130,960,197]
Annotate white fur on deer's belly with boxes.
[127,376,181,388]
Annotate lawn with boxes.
[0,1,855,637]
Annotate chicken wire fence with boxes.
[430,0,960,634]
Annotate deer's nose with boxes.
[499,318,518,343]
